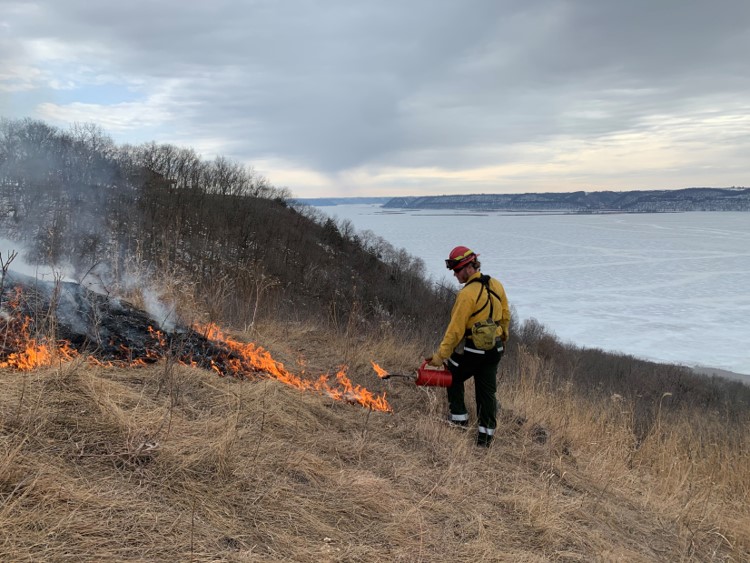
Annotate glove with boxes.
[426,354,444,367]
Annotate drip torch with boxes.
[375,361,453,387]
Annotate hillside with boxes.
[2,321,749,562]
[384,187,750,213]
[0,118,449,340]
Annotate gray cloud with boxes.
[2,0,749,193]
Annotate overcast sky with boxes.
[2,1,749,198]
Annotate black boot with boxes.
[476,432,493,448]
[446,417,469,429]
[447,413,469,429]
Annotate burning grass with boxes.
[1,323,748,561]
[0,284,390,413]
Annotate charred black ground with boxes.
[0,271,246,375]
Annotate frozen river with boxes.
[321,205,750,378]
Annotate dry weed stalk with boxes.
[0,249,18,309]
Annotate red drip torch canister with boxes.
[415,361,453,387]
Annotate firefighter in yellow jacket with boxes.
[427,246,510,447]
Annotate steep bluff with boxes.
[383,187,750,212]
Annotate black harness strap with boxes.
[467,275,502,320]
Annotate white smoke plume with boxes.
[0,237,178,332]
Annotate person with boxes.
[426,246,510,447]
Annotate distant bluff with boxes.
[383,187,750,213]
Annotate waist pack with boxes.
[470,318,499,350]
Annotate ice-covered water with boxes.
[322,205,750,377]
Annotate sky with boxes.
[1,0,749,198]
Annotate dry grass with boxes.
[1,325,748,562]
[499,347,750,561]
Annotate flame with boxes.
[0,301,391,413]
[371,361,390,379]
[0,314,79,370]
[196,323,391,412]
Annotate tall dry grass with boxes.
[500,346,750,560]
[1,324,748,561]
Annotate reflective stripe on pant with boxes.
[446,341,502,432]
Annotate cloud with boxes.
[0,65,45,92]
[36,80,182,133]
[1,0,749,196]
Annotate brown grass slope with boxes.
[1,323,749,562]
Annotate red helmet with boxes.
[445,246,478,271]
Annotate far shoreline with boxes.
[691,365,750,386]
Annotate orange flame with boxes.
[196,323,391,412]
[0,315,79,370]
[0,299,390,413]
[371,361,390,379]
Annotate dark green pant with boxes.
[446,340,503,434]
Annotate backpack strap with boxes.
[467,275,501,320]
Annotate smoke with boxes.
[0,119,249,334]
[0,237,179,332]
[141,287,178,332]
[0,237,75,283]
[0,119,177,329]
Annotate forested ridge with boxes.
[0,117,451,337]
[384,187,750,212]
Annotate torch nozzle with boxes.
[379,373,416,380]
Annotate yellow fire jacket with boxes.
[436,272,510,360]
